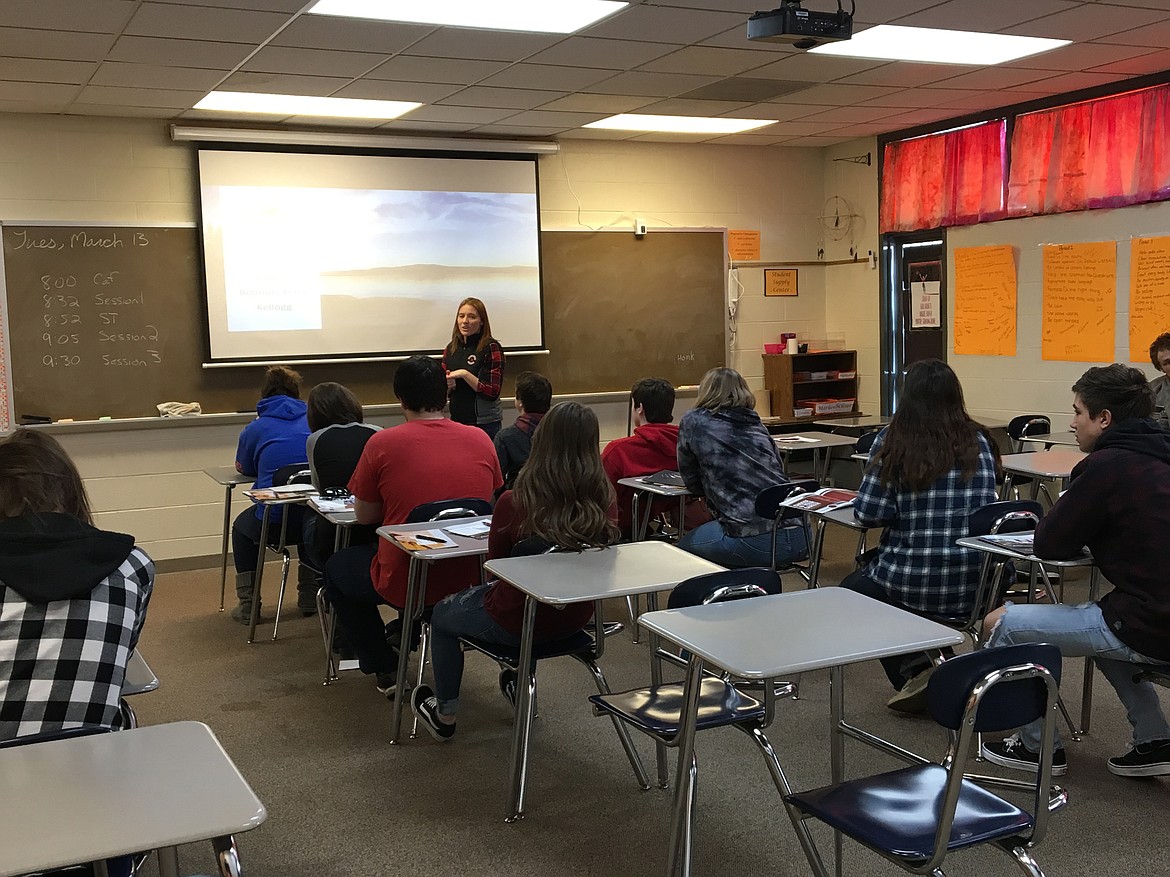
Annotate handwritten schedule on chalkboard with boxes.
[1129,235,1170,362]
[1042,241,1116,363]
[953,245,1017,356]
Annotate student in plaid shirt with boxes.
[840,359,1000,713]
[0,429,153,741]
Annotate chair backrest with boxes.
[926,643,1062,732]
[272,463,311,487]
[968,499,1043,537]
[753,479,819,522]
[510,536,554,558]
[1007,414,1051,448]
[406,497,493,524]
[854,429,879,456]
[667,568,783,610]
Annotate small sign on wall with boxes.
[728,229,761,261]
[909,260,942,329]
[764,268,798,297]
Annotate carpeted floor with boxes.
[128,525,1170,877]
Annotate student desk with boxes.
[1023,431,1080,449]
[202,466,253,611]
[805,505,875,588]
[638,589,964,877]
[0,721,266,877]
[483,541,724,823]
[773,432,859,484]
[616,475,693,543]
[378,517,492,744]
[123,650,159,696]
[813,415,889,434]
[246,491,314,644]
[957,536,1099,737]
[1001,449,1086,500]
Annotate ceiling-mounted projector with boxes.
[748,1,853,49]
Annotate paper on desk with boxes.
[389,529,457,551]
[977,533,1035,553]
[270,483,316,495]
[311,495,355,513]
[444,520,491,539]
[774,435,818,443]
[780,488,857,512]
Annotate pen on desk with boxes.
[413,534,447,545]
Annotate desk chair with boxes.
[254,462,311,643]
[588,569,796,873]
[785,644,1066,877]
[1004,415,1056,505]
[754,479,819,585]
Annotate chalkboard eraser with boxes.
[19,414,52,424]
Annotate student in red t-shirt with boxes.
[410,401,619,741]
[322,356,502,699]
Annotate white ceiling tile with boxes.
[535,93,655,113]
[242,46,386,77]
[699,24,795,51]
[749,53,889,83]
[778,136,852,147]
[437,85,564,109]
[655,1,768,13]
[924,67,1062,91]
[1089,47,1170,75]
[397,105,514,124]
[281,113,386,128]
[365,56,507,86]
[1007,41,1163,72]
[494,109,602,128]
[835,62,973,89]
[479,64,613,92]
[90,61,227,91]
[0,81,80,102]
[852,0,953,25]
[856,87,991,109]
[332,80,462,103]
[759,120,849,136]
[526,37,674,69]
[782,83,906,106]
[268,16,433,53]
[380,120,478,133]
[1005,70,1132,92]
[400,28,559,62]
[0,27,116,62]
[0,58,97,84]
[1096,16,1170,48]
[639,97,754,115]
[722,102,836,120]
[1005,3,1169,40]
[588,70,718,96]
[70,102,177,118]
[583,6,742,44]
[219,71,352,95]
[895,0,1081,31]
[0,99,73,115]
[640,45,769,76]
[160,0,305,10]
[702,132,792,145]
[627,131,717,142]
[876,107,965,128]
[125,2,289,43]
[798,105,902,124]
[76,84,199,108]
[107,36,255,69]
[0,0,134,33]
[555,127,639,140]
[467,124,564,136]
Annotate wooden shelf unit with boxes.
[763,350,859,425]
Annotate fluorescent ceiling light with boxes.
[809,25,1070,65]
[193,92,422,120]
[584,114,777,134]
[308,0,627,34]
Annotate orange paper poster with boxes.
[953,245,1017,356]
[728,229,760,261]
[1129,236,1170,362]
[1042,241,1116,363]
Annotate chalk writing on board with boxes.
[1041,241,1116,363]
[1129,236,1170,362]
[953,245,1016,356]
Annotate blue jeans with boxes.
[322,544,397,676]
[987,601,1170,750]
[678,520,807,569]
[429,584,519,715]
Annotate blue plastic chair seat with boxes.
[785,764,1034,860]
[589,677,765,737]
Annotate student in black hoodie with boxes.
[0,429,153,741]
[982,365,1170,778]
[493,371,551,493]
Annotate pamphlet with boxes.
[778,488,858,513]
[443,520,492,539]
[977,533,1035,554]
[388,529,458,551]
[641,470,686,488]
[244,484,316,502]
[310,495,355,514]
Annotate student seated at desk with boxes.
[1146,332,1170,430]
[493,370,551,494]
[983,364,1170,779]
[675,367,805,568]
[411,401,619,741]
[840,359,999,713]
[0,429,153,740]
[323,356,502,700]
[231,365,311,625]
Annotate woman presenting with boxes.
[441,297,505,439]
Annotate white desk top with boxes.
[1002,449,1086,478]
[484,541,724,605]
[955,536,1094,568]
[0,721,266,877]
[638,588,963,679]
[616,475,693,497]
[308,496,358,524]
[377,515,492,562]
[813,416,889,430]
[122,649,158,697]
[773,431,859,450]
[202,466,252,486]
[1024,432,1080,448]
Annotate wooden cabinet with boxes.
[763,350,859,425]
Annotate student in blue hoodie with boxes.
[676,367,806,568]
[231,365,310,624]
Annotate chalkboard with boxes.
[0,225,725,420]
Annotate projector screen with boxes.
[197,149,544,363]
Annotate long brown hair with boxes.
[446,297,493,354]
[0,428,93,524]
[871,359,1000,491]
[694,367,756,412]
[511,402,619,550]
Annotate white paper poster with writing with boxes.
[912,280,941,329]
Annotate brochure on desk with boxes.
[244,484,316,502]
[387,529,459,551]
[779,488,858,513]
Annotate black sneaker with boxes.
[1107,739,1170,777]
[981,734,1067,776]
[886,667,932,716]
[375,672,399,700]
[411,685,456,741]
[498,669,517,710]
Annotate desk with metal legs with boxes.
[378,518,491,744]
[773,432,858,485]
[1001,449,1086,500]
[805,505,874,588]
[203,467,253,612]
[1024,431,1080,449]
[484,541,724,823]
[0,721,265,877]
[246,493,313,644]
[638,589,964,877]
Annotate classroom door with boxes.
[879,231,946,412]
